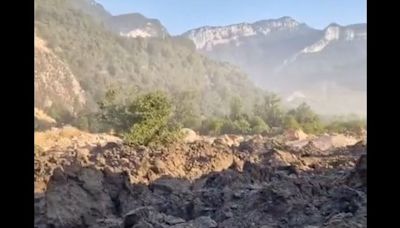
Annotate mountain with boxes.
[34,0,265,124]
[183,17,309,50]
[106,13,169,38]
[41,0,169,38]
[275,23,366,88]
[68,0,111,21]
[183,18,366,116]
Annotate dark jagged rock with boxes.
[346,154,367,191]
[35,134,366,228]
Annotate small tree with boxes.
[201,117,224,136]
[287,103,323,134]
[250,116,270,134]
[232,117,251,134]
[229,96,244,121]
[325,118,366,135]
[283,115,301,130]
[97,89,136,133]
[123,92,181,146]
[98,90,181,146]
[172,90,202,130]
[254,93,284,128]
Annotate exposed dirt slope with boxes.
[35,35,86,116]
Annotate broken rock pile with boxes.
[35,129,366,228]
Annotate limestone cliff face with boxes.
[184,17,301,51]
[34,35,86,116]
[107,13,169,38]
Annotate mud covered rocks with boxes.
[35,128,366,228]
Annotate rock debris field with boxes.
[35,127,366,228]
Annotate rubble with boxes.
[35,128,367,228]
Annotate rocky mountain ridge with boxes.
[183,18,366,116]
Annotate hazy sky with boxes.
[96,0,366,35]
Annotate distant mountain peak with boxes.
[299,22,366,54]
[254,16,300,27]
[106,12,169,38]
[325,22,342,28]
[183,17,303,50]
[279,16,295,20]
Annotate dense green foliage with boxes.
[122,92,181,146]
[324,117,366,135]
[249,116,271,134]
[254,93,284,128]
[285,103,324,134]
[35,0,263,116]
[199,97,271,136]
[171,90,202,130]
[95,91,181,146]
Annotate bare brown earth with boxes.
[34,128,366,228]
[35,35,86,115]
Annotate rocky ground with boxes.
[34,127,366,228]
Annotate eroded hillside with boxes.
[35,35,86,117]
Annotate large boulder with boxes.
[346,154,367,190]
[284,129,308,141]
[34,125,123,151]
[213,134,244,147]
[35,108,57,130]
[311,134,358,151]
[123,207,217,228]
[181,128,200,143]
[45,165,117,228]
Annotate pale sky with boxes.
[96,0,366,35]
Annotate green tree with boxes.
[325,118,366,135]
[288,103,318,124]
[233,117,251,134]
[287,103,323,134]
[201,117,224,136]
[249,116,270,134]
[283,115,301,130]
[123,91,181,146]
[229,96,244,121]
[97,88,136,133]
[172,90,202,130]
[254,93,284,127]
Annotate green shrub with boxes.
[172,90,202,130]
[201,115,270,136]
[254,93,284,128]
[93,90,182,146]
[302,121,324,134]
[325,119,366,135]
[249,116,270,134]
[201,117,224,136]
[220,119,237,134]
[122,92,181,146]
[283,115,301,130]
[46,103,74,125]
[286,103,323,134]
[97,89,137,133]
[233,118,251,134]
